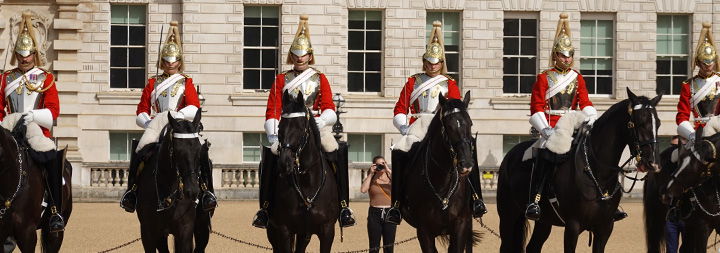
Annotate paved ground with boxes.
[14,201,720,252]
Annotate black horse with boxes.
[266,91,338,253]
[643,144,683,253]
[656,126,720,252]
[498,88,661,252]
[135,112,207,253]
[399,91,480,252]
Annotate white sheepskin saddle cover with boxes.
[270,125,338,155]
[522,111,587,161]
[0,113,56,152]
[136,111,206,153]
[672,117,720,162]
[393,115,433,152]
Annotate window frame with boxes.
[580,14,615,97]
[109,4,148,90]
[426,11,462,84]
[347,133,383,163]
[656,15,691,96]
[347,10,384,94]
[502,12,539,95]
[243,5,281,91]
[242,132,270,163]
[109,132,143,161]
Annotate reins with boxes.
[280,107,326,210]
[155,126,202,211]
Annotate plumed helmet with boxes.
[693,22,720,71]
[286,14,315,65]
[156,21,184,71]
[423,21,447,74]
[11,12,43,67]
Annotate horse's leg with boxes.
[268,227,293,253]
[562,221,582,253]
[526,222,552,253]
[590,220,614,253]
[194,211,211,253]
[692,223,712,253]
[140,227,159,253]
[156,236,169,253]
[447,216,470,253]
[174,224,195,253]
[294,234,310,253]
[499,212,527,253]
[416,229,438,253]
[14,225,37,253]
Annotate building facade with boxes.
[0,0,713,199]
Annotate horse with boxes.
[657,126,720,252]
[266,90,338,253]
[643,144,685,253]
[497,88,661,253]
[135,111,205,253]
[399,91,481,252]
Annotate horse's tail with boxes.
[436,229,483,248]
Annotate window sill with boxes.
[96,91,142,105]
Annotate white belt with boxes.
[411,112,434,119]
[695,117,714,124]
[545,109,575,116]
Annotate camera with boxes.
[375,164,385,171]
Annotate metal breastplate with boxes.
[285,70,321,108]
[154,75,186,113]
[411,74,449,114]
[5,70,46,114]
[692,77,720,117]
[545,71,578,111]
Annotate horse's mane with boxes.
[696,131,720,163]
[592,96,653,131]
[422,98,468,146]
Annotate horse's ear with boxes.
[627,87,640,105]
[697,124,705,140]
[439,92,447,107]
[192,110,202,131]
[296,91,305,106]
[651,93,663,107]
[463,90,471,108]
[167,112,179,131]
[282,90,291,106]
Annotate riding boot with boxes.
[385,149,406,225]
[252,146,277,229]
[525,149,550,221]
[333,142,356,228]
[200,142,218,211]
[120,141,141,213]
[44,155,65,233]
[469,137,487,218]
[614,209,628,221]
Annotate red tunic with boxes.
[0,68,59,137]
[265,70,335,121]
[675,76,720,128]
[530,69,593,127]
[393,74,461,125]
[136,74,200,116]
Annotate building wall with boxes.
[0,0,715,192]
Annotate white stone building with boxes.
[0,0,712,199]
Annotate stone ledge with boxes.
[54,39,83,50]
[96,91,143,105]
[53,60,82,71]
[54,19,83,30]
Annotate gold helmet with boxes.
[157,21,184,71]
[11,12,43,67]
[423,21,447,75]
[286,14,315,65]
[550,13,574,67]
[692,22,720,72]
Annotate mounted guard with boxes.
[252,14,356,229]
[384,21,487,225]
[120,21,217,213]
[0,12,65,232]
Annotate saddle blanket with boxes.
[136,111,205,153]
[0,113,56,152]
[270,125,338,155]
[392,115,433,152]
[523,111,587,161]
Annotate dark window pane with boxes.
[367,20,381,30]
[503,58,518,74]
[348,73,364,92]
[261,70,276,89]
[597,69,612,76]
[261,49,277,68]
[244,49,260,68]
[263,17,278,26]
[110,69,127,88]
[243,70,260,89]
[521,19,537,36]
[504,19,519,36]
[519,58,536,74]
[262,27,278,46]
[503,76,518,93]
[520,76,535,93]
[656,76,670,95]
[348,53,364,71]
[128,48,145,67]
[349,20,364,29]
[596,77,612,94]
[366,53,381,71]
[245,17,260,25]
[520,38,536,55]
[128,69,145,88]
[349,31,364,50]
[585,77,596,94]
[366,31,381,50]
[503,38,519,55]
[244,27,261,46]
[672,77,683,94]
[446,53,459,73]
[444,45,459,51]
[656,59,670,74]
[449,74,459,83]
[673,59,688,75]
[366,73,381,92]
[129,26,146,45]
[111,48,128,67]
[111,26,128,46]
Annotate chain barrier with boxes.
[210,229,417,252]
[475,217,500,239]
[332,236,418,253]
[97,237,141,253]
[211,230,273,250]
[708,235,720,250]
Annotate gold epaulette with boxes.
[541,69,550,75]
[443,74,455,81]
[311,67,322,74]
[38,67,50,74]
[180,73,190,79]
[683,77,694,84]
[411,73,423,79]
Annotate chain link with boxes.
[332,236,418,253]
[211,230,273,250]
[475,217,500,238]
[97,237,141,253]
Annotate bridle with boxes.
[280,109,311,173]
[0,133,24,219]
[668,139,717,195]
[626,103,659,167]
[439,107,473,172]
[155,129,202,211]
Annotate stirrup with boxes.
[339,208,356,228]
[472,199,488,218]
[385,207,402,225]
[252,209,269,229]
[613,209,628,222]
[120,189,137,213]
[49,214,65,233]
[202,191,218,211]
[525,203,541,220]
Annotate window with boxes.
[348,11,382,92]
[243,133,271,162]
[348,134,382,163]
[657,15,690,96]
[503,135,533,156]
[244,6,280,90]
[109,132,143,161]
[503,18,537,94]
[110,5,146,89]
[580,19,614,95]
[427,12,461,82]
